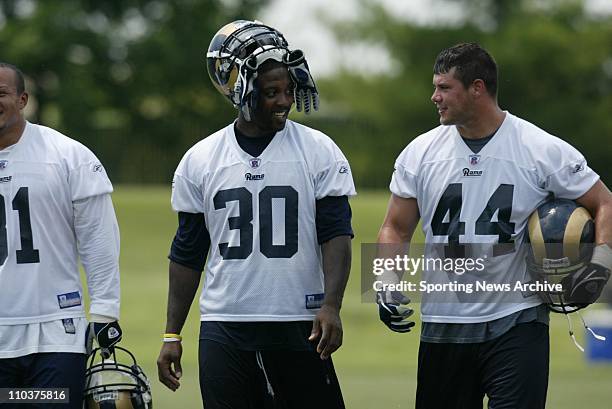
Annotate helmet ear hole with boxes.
[245,56,258,71]
[284,49,304,65]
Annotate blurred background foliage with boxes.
[0,0,610,187]
[0,0,270,182]
[314,0,612,186]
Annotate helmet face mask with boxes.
[526,258,587,313]
[83,347,153,409]
[206,20,291,120]
[526,198,595,314]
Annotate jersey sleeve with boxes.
[69,148,113,201]
[74,194,121,320]
[390,143,419,198]
[171,150,205,213]
[313,140,356,199]
[539,141,599,199]
[169,212,211,272]
[315,196,353,244]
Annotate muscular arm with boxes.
[164,261,202,335]
[309,235,352,359]
[375,194,420,331]
[163,211,209,333]
[158,211,208,391]
[377,195,421,281]
[157,261,201,391]
[576,180,612,246]
[571,180,612,304]
[321,235,352,310]
[378,194,420,244]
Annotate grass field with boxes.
[101,186,612,408]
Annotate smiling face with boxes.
[431,67,474,127]
[0,67,27,139]
[237,63,294,137]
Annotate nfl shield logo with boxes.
[249,158,261,168]
[469,155,480,165]
[0,160,8,169]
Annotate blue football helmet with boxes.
[526,198,595,313]
[83,346,153,409]
[206,20,289,120]
[206,20,319,121]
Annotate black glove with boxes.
[284,49,319,114]
[377,290,415,333]
[92,321,122,359]
[563,244,612,306]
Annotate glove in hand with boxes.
[377,290,415,333]
[563,244,612,307]
[92,321,123,359]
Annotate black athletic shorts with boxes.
[0,352,86,409]
[416,322,550,409]
[199,339,345,409]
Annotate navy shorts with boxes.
[0,352,86,409]
[416,322,549,409]
[199,339,345,409]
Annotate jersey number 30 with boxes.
[214,186,298,260]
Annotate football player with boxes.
[377,43,612,409]
[0,63,122,408]
[156,21,355,408]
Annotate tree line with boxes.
[1,0,609,187]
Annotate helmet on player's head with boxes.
[206,20,290,121]
[526,198,595,314]
[83,347,153,409]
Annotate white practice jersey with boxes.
[0,318,88,358]
[391,112,599,323]
[0,122,119,325]
[172,120,356,321]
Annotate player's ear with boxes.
[471,79,486,98]
[19,92,28,110]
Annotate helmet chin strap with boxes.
[564,309,607,352]
[240,102,252,122]
[239,89,259,122]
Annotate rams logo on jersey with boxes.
[462,168,483,177]
[245,173,264,181]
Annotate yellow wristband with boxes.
[163,333,182,342]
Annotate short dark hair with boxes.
[434,43,498,97]
[0,62,26,94]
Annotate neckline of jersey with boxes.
[0,121,32,156]
[227,120,288,166]
[454,111,511,157]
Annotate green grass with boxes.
[95,187,612,408]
